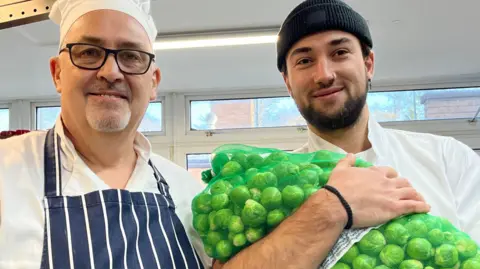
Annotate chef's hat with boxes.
[49,0,158,49]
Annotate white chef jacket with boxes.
[295,117,480,244]
[0,117,212,269]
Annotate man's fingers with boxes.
[396,187,426,202]
[399,200,431,215]
[370,166,398,178]
[335,153,356,169]
[394,177,412,188]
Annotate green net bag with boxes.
[191,144,480,268]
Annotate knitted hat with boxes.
[276,0,372,71]
[49,0,158,49]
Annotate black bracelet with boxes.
[324,185,353,229]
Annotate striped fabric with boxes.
[40,128,205,269]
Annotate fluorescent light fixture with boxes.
[153,34,278,50]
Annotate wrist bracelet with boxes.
[324,185,353,229]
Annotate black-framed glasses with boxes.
[59,43,156,75]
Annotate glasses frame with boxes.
[59,43,156,75]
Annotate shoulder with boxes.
[381,127,454,152]
[0,131,47,167]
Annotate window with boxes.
[0,108,9,131]
[186,153,212,183]
[190,87,480,130]
[190,97,305,131]
[368,87,480,122]
[35,102,163,132]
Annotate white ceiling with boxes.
[0,0,479,100]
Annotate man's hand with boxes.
[326,153,431,228]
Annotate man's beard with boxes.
[299,82,368,132]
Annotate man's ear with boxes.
[150,66,161,101]
[365,50,375,80]
[49,57,62,94]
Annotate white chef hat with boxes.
[49,0,158,49]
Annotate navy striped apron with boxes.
[40,128,205,269]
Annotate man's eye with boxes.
[334,49,349,57]
[296,58,312,65]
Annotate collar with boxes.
[53,116,153,171]
[306,115,387,158]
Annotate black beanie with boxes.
[276,0,372,71]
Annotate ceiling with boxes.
[0,0,479,100]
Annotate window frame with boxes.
[31,97,166,134]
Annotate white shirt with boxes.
[0,118,212,269]
[295,117,480,244]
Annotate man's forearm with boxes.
[220,189,346,269]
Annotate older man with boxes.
[0,0,210,268]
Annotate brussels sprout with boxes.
[214,208,233,229]
[384,222,410,246]
[282,185,305,209]
[355,159,372,168]
[352,254,377,269]
[299,163,323,173]
[210,180,233,195]
[405,220,428,239]
[245,227,265,243]
[212,153,230,175]
[232,233,247,247]
[462,258,480,269]
[267,209,286,227]
[260,187,283,210]
[246,154,264,169]
[296,169,320,187]
[424,267,434,269]
[428,229,445,247]
[374,266,391,269]
[208,211,218,231]
[192,193,213,214]
[227,175,245,186]
[231,153,248,170]
[435,244,459,268]
[303,186,319,200]
[206,231,225,246]
[318,171,331,187]
[399,260,423,269]
[211,193,230,210]
[230,185,251,207]
[444,232,457,245]
[245,168,258,180]
[332,262,351,269]
[241,199,267,227]
[263,151,289,166]
[228,215,245,234]
[193,213,209,233]
[358,230,386,256]
[220,161,244,178]
[456,238,478,260]
[247,172,278,191]
[406,238,433,261]
[216,240,233,259]
[340,245,360,264]
[249,188,262,202]
[380,244,405,266]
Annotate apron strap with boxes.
[149,160,176,208]
[44,128,62,197]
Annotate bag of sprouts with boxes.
[191,144,480,268]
